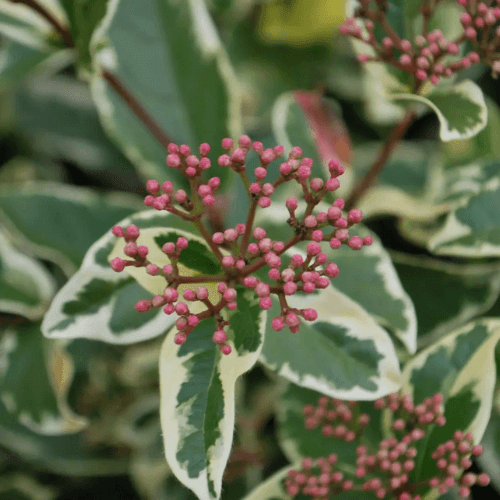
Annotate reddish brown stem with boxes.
[102,70,173,150]
[10,0,73,46]
[346,109,416,210]
[9,0,174,150]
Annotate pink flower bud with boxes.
[286,198,298,211]
[268,268,280,280]
[247,243,259,254]
[280,162,292,176]
[471,445,483,456]
[271,316,285,331]
[249,183,260,194]
[176,317,188,330]
[222,255,235,267]
[258,238,273,252]
[258,197,271,208]
[174,333,187,345]
[283,281,298,295]
[302,308,318,321]
[311,230,323,242]
[135,300,151,312]
[198,185,212,197]
[224,228,238,242]
[124,242,138,257]
[174,190,188,203]
[217,282,228,294]
[163,304,175,315]
[255,282,270,297]
[176,237,188,250]
[400,39,412,52]
[146,179,160,194]
[261,183,274,196]
[231,148,246,163]
[183,289,196,301]
[290,254,304,268]
[253,227,266,240]
[348,236,363,250]
[126,224,140,240]
[325,263,339,277]
[166,154,181,168]
[285,312,301,327]
[325,178,340,191]
[223,288,237,302]
[297,165,311,180]
[310,178,324,192]
[334,218,348,229]
[243,276,257,289]
[110,258,126,272]
[168,143,179,154]
[400,54,412,66]
[304,215,317,228]
[175,302,189,315]
[255,167,267,180]
[218,154,231,167]
[146,264,159,275]
[307,242,322,256]
[220,344,232,355]
[329,238,341,249]
[212,232,224,245]
[259,297,273,309]
[465,27,477,39]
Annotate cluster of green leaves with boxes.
[1,1,500,500]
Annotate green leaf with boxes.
[90,0,241,183]
[391,80,488,141]
[41,210,188,344]
[0,323,87,434]
[442,96,500,167]
[400,319,500,482]
[0,182,140,276]
[159,289,266,500]
[428,182,500,257]
[393,254,500,346]
[14,76,137,176]
[60,0,107,67]
[0,230,55,320]
[0,41,73,90]
[241,465,291,500]
[260,283,402,400]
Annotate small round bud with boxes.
[183,289,196,301]
[259,297,273,310]
[135,300,151,312]
[174,333,187,345]
[213,330,227,344]
[166,154,181,168]
[221,138,233,150]
[176,237,188,250]
[222,255,235,268]
[221,344,232,355]
[110,258,126,272]
[325,178,340,191]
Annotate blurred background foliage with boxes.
[2,0,500,499]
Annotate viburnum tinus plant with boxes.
[109,137,371,354]
[3,0,500,500]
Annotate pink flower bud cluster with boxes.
[339,2,485,86]
[285,392,490,499]
[110,136,370,353]
[457,0,500,78]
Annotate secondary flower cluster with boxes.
[284,392,490,500]
[110,136,370,354]
[339,0,500,85]
[458,0,500,78]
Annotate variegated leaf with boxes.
[0,230,55,320]
[90,0,241,184]
[0,323,87,434]
[391,79,488,141]
[428,181,500,257]
[400,319,500,483]
[159,288,266,500]
[393,253,500,347]
[0,182,140,276]
[258,207,416,353]
[260,282,402,400]
[41,210,188,344]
